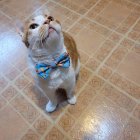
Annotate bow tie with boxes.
[35,52,70,79]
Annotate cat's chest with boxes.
[45,67,70,88]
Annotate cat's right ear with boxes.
[14,20,24,38]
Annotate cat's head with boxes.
[18,14,62,49]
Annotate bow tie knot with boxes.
[50,62,57,68]
[35,52,70,79]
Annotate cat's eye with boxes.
[48,16,54,21]
[29,23,39,29]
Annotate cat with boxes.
[18,13,80,112]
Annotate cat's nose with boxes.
[44,19,50,25]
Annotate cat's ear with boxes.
[14,20,24,38]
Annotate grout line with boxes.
[107,78,140,104]
[55,124,72,140]
[126,0,140,6]
[125,18,140,38]
[41,123,54,139]
[19,125,41,139]
[0,10,12,19]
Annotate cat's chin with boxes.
[45,30,60,42]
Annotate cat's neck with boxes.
[29,39,67,64]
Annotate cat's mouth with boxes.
[48,27,55,33]
[42,26,57,41]
[48,26,57,36]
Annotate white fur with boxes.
[26,15,80,112]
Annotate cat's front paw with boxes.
[68,96,77,105]
[46,101,57,113]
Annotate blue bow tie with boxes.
[35,52,70,79]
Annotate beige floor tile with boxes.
[118,117,140,140]
[128,19,140,43]
[75,27,105,55]
[75,79,85,94]
[0,13,12,33]
[110,72,140,100]
[33,115,51,135]
[86,0,111,20]
[101,83,136,112]
[117,7,140,34]
[120,38,135,49]
[14,75,30,90]
[87,21,112,38]
[21,129,40,140]
[133,104,140,121]
[108,32,123,43]
[0,95,7,110]
[85,57,100,71]
[78,50,90,65]
[100,1,130,24]
[11,95,40,124]
[53,0,98,15]
[45,127,65,140]
[58,112,75,132]
[105,45,129,69]
[4,66,20,81]
[94,39,116,62]
[98,65,112,79]
[117,51,140,85]
[0,0,46,20]
[1,85,18,101]
[88,75,105,91]
[79,67,92,82]
[68,85,97,119]
[23,82,48,109]
[0,105,29,140]
[0,75,8,92]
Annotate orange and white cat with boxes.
[18,14,80,112]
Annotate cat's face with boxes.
[22,14,62,48]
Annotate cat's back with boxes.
[63,32,80,70]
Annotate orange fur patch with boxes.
[63,32,80,70]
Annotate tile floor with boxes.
[0,0,140,140]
